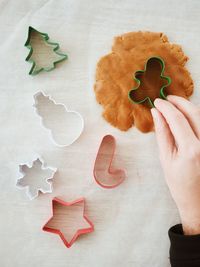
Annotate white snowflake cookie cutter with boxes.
[33,91,84,147]
[16,157,57,200]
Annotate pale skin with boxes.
[151,95,200,235]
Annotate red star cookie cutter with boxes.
[93,135,126,189]
[42,197,94,248]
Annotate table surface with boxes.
[0,0,200,266]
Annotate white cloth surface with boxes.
[0,0,200,266]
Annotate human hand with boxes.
[151,95,200,235]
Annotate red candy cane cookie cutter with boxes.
[93,135,126,189]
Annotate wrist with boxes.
[181,221,200,235]
[179,210,200,235]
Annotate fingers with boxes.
[154,98,197,150]
[167,95,200,139]
[151,108,175,159]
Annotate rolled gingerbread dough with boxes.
[94,31,194,133]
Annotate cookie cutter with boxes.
[42,197,94,248]
[33,91,84,147]
[128,56,171,107]
[25,26,68,75]
[16,157,57,200]
[93,135,126,189]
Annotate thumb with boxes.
[151,108,175,160]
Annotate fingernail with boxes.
[166,95,172,100]
[151,108,162,130]
[151,108,158,120]
[154,98,165,108]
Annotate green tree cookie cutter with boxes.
[24,26,68,75]
[128,56,171,107]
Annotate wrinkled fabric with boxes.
[0,1,199,267]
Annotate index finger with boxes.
[154,98,197,150]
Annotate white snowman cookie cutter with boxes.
[33,91,84,147]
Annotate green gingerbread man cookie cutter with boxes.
[128,56,171,107]
[24,26,68,75]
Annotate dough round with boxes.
[94,31,194,133]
